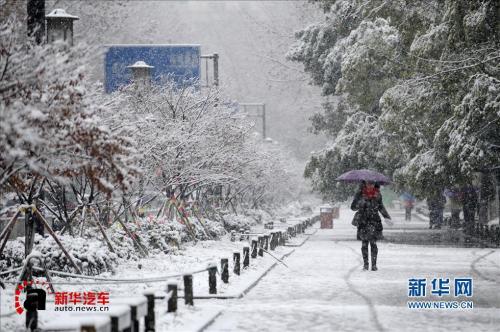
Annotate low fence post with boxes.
[258,236,264,256]
[208,263,217,294]
[25,292,38,331]
[233,252,241,275]
[183,275,193,306]
[251,238,258,258]
[167,282,178,313]
[221,258,229,284]
[269,232,275,250]
[243,246,250,268]
[143,290,155,331]
[264,235,269,250]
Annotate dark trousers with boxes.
[405,207,412,221]
[451,209,460,228]
[361,240,378,267]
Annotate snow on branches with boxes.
[101,79,295,209]
[437,75,500,175]
[290,0,500,199]
[0,16,138,197]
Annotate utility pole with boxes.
[262,104,266,139]
[200,53,219,87]
[27,0,45,45]
[213,53,219,87]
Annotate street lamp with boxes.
[127,61,154,87]
[45,8,79,46]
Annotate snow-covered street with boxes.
[2,1,500,331]
[207,209,500,332]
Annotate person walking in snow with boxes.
[404,199,414,221]
[351,181,391,271]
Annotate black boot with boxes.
[370,241,378,271]
[362,242,369,270]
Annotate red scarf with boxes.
[362,186,379,199]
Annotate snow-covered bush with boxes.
[222,214,257,231]
[198,218,226,239]
[0,234,118,276]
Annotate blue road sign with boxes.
[104,44,201,93]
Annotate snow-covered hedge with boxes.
[193,218,226,240]
[108,216,226,254]
[0,234,118,275]
[222,214,257,231]
[135,218,187,254]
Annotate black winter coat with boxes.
[351,191,390,241]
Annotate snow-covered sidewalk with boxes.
[207,209,500,332]
[0,217,313,331]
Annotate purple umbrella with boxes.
[444,188,460,198]
[335,169,392,185]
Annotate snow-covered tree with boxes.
[100,79,297,214]
[289,0,499,199]
[0,16,138,204]
[437,75,500,176]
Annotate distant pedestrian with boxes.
[427,192,446,229]
[351,181,391,271]
[435,193,445,229]
[404,202,413,221]
[400,192,415,221]
[449,195,462,228]
[426,198,435,228]
[462,186,478,229]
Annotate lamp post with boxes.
[127,61,154,88]
[45,8,79,46]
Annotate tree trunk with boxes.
[478,172,495,224]
[27,0,45,45]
